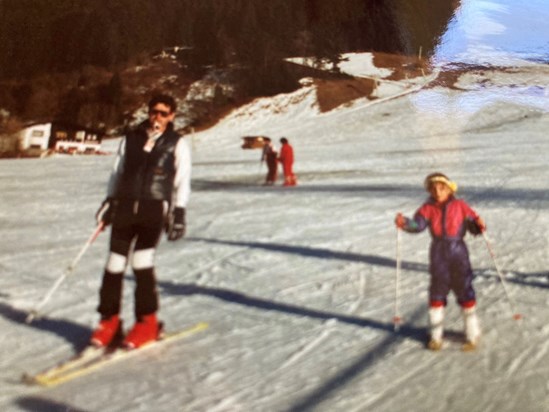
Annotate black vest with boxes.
[114,121,181,202]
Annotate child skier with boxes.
[395,172,486,351]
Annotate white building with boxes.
[18,122,103,154]
[20,123,52,151]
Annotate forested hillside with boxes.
[0,0,456,131]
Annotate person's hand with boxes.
[466,216,486,235]
[475,217,486,233]
[395,213,406,229]
[167,207,186,241]
[95,198,114,227]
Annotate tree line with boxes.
[0,0,456,132]
[0,0,456,79]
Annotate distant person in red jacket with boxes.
[261,137,278,185]
[279,137,297,186]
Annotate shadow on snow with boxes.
[187,236,428,272]
[191,179,549,209]
[0,302,90,351]
[187,237,548,290]
[0,237,543,354]
[287,306,426,412]
[158,281,427,343]
[158,278,427,412]
[15,396,90,412]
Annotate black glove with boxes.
[95,198,114,227]
[167,207,186,241]
[466,218,485,236]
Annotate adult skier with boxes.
[92,94,191,349]
[395,172,485,350]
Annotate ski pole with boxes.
[26,222,105,324]
[482,232,522,321]
[258,159,265,184]
[393,228,402,331]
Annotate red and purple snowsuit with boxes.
[402,196,482,307]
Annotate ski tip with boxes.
[21,372,38,385]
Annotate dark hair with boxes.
[280,137,288,144]
[148,94,177,113]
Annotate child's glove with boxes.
[395,213,406,229]
[467,217,486,235]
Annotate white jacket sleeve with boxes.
[172,137,191,208]
[106,138,126,198]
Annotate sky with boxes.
[434,0,549,66]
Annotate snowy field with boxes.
[1,61,549,412]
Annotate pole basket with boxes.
[393,316,402,331]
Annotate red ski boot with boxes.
[283,174,297,186]
[123,314,160,349]
[90,315,122,347]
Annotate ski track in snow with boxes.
[207,320,339,412]
[206,263,368,410]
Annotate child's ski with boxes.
[22,322,208,387]
[426,332,479,352]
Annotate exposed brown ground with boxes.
[314,77,377,112]
[314,52,432,112]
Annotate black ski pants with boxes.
[98,200,165,319]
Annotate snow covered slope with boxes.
[1,64,548,412]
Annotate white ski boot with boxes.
[462,305,481,351]
[427,306,444,351]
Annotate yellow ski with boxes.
[22,322,208,387]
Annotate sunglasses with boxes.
[149,109,171,118]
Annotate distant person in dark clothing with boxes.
[279,137,297,186]
[261,137,278,185]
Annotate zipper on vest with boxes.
[133,200,139,215]
[441,203,447,238]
